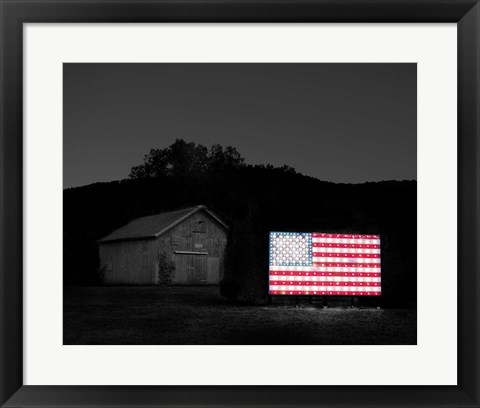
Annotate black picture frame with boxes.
[1,1,478,407]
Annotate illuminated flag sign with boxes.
[269,232,381,296]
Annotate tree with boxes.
[129,139,245,179]
[130,148,170,178]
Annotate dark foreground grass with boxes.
[64,286,416,345]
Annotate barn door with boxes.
[173,254,207,284]
[188,255,207,284]
[207,257,220,284]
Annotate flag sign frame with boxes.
[269,232,381,296]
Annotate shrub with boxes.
[96,265,106,285]
[157,252,175,285]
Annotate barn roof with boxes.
[97,205,228,243]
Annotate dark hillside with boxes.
[64,165,416,307]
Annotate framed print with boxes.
[0,1,479,407]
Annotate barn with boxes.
[97,205,228,285]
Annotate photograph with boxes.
[63,62,417,345]
[3,0,479,405]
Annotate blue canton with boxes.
[269,232,312,267]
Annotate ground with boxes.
[63,286,416,345]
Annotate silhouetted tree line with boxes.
[64,139,417,308]
[129,139,245,179]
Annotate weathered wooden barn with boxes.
[97,205,228,285]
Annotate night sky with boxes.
[63,63,416,188]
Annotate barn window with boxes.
[193,220,206,233]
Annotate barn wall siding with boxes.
[160,211,228,285]
[99,239,157,284]
[98,209,228,285]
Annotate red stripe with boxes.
[269,290,381,296]
[313,252,380,258]
[312,262,381,268]
[313,243,380,249]
[270,281,380,286]
[269,271,381,277]
[312,233,380,239]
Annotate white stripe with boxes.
[270,266,381,273]
[270,285,382,292]
[314,248,381,254]
[312,238,380,245]
[270,276,381,283]
[313,257,381,264]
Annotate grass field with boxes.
[63,286,416,345]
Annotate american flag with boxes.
[269,232,381,296]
